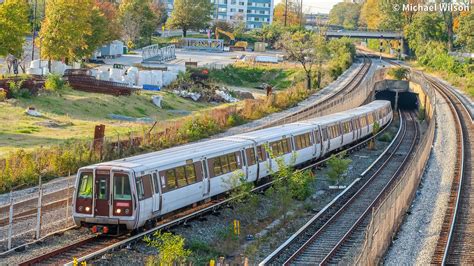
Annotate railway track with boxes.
[261,111,419,265]
[428,75,473,265]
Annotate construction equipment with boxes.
[215,28,248,51]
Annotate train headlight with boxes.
[85,206,90,212]
[125,209,130,215]
[116,208,122,214]
[78,206,83,212]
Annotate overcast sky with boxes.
[275,0,343,14]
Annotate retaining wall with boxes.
[354,71,436,265]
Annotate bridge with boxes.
[325,30,403,39]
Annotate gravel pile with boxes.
[383,90,457,264]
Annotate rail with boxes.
[352,61,436,265]
[279,111,418,265]
[428,75,473,265]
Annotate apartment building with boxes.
[165,0,274,29]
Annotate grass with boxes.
[0,89,213,156]
[209,63,303,90]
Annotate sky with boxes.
[275,0,344,14]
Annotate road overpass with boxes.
[325,30,403,39]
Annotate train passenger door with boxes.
[94,171,110,217]
[202,158,210,197]
[152,173,161,213]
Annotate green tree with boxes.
[328,2,361,30]
[327,37,356,79]
[0,0,30,57]
[278,31,329,89]
[456,11,474,52]
[119,0,160,47]
[144,231,191,265]
[166,0,213,37]
[405,12,447,57]
[39,0,94,62]
[327,153,351,185]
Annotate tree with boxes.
[119,0,160,47]
[0,0,30,57]
[95,0,122,42]
[456,11,474,52]
[328,2,361,30]
[388,67,410,80]
[278,31,329,90]
[359,0,382,29]
[144,231,191,265]
[166,0,213,37]
[273,1,301,26]
[405,12,447,57]
[39,0,94,62]
[327,153,351,185]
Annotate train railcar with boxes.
[72,100,393,233]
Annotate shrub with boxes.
[327,153,352,185]
[45,74,67,92]
[8,79,30,98]
[143,231,191,265]
[388,67,410,80]
[179,115,221,141]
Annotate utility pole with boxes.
[299,0,303,27]
[31,0,37,61]
[284,0,288,26]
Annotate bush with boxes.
[179,115,221,141]
[388,67,410,80]
[8,79,30,98]
[143,231,191,265]
[45,74,67,92]
[327,153,352,185]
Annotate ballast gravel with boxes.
[383,89,457,264]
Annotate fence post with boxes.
[7,190,13,250]
[35,176,43,239]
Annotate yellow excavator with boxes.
[215,28,248,51]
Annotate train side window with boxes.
[228,154,238,171]
[165,169,177,190]
[282,138,291,153]
[176,167,187,187]
[213,157,223,176]
[186,164,197,184]
[78,173,93,199]
[257,145,266,162]
[136,175,153,200]
[246,148,256,165]
[152,173,160,194]
[114,174,131,200]
[221,155,230,173]
[136,178,145,200]
[295,133,311,150]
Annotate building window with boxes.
[230,8,235,12]
[259,10,265,14]
[238,8,244,12]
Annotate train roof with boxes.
[92,100,391,173]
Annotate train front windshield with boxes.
[112,173,133,216]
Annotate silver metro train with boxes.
[72,100,392,233]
